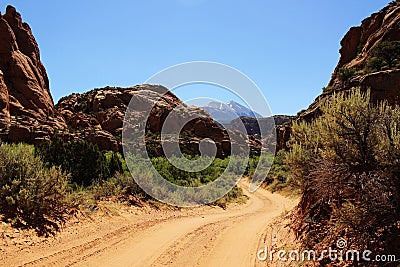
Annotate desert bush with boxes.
[104,151,126,177]
[123,154,248,205]
[150,155,232,186]
[338,67,356,81]
[287,88,400,260]
[90,171,146,201]
[212,185,247,209]
[371,41,400,69]
[265,150,291,192]
[37,137,125,186]
[365,56,385,72]
[0,143,71,235]
[246,152,291,191]
[322,86,332,92]
[365,41,400,73]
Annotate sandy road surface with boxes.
[2,181,297,267]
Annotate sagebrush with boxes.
[0,143,71,235]
[287,88,400,263]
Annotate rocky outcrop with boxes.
[331,2,400,84]
[228,115,292,151]
[276,124,292,151]
[278,2,400,149]
[229,115,291,136]
[299,2,400,122]
[56,85,260,157]
[0,71,10,128]
[0,6,54,116]
[0,5,67,143]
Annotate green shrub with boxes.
[265,150,291,192]
[124,155,248,205]
[371,41,400,69]
[288,88,400,258]
[338,67,356,81]
[365,41,400,73]
[104,151,126,176]
[36,137,125,186]
[213,185,247,209]
[0,143,71,236]
[322,86,332,92]
[365,56,385,72]
[90,172,146,201]
[150,155,232,187]
[245,152,291,192]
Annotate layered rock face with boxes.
[331,2,400,83]
[299,2,400,121]
[0,6,67,143]
[0,71,10,127]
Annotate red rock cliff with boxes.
[0,5,67,143]
[299,1,400,121]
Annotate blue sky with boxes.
[3,0,391,115]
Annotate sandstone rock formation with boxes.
[0,5,67,143]
[229,115,291,136]
[0,70,10,128]
[274,2,400,149]
[228,115,291,152]
[56,85,260,157]
[276,124,291,151]
[331,2,400,83]
[299,1,400,121]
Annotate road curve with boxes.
[19,181,296,267]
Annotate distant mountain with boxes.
[226,101,262,118]
[203,101,261,124]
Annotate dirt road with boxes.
[2,182,297,267]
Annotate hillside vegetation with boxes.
[287,89,400,263]
[0,138,258,235]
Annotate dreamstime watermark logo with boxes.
[257,238,397,263]
[122,61,275,207]
[336,238,347,249]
